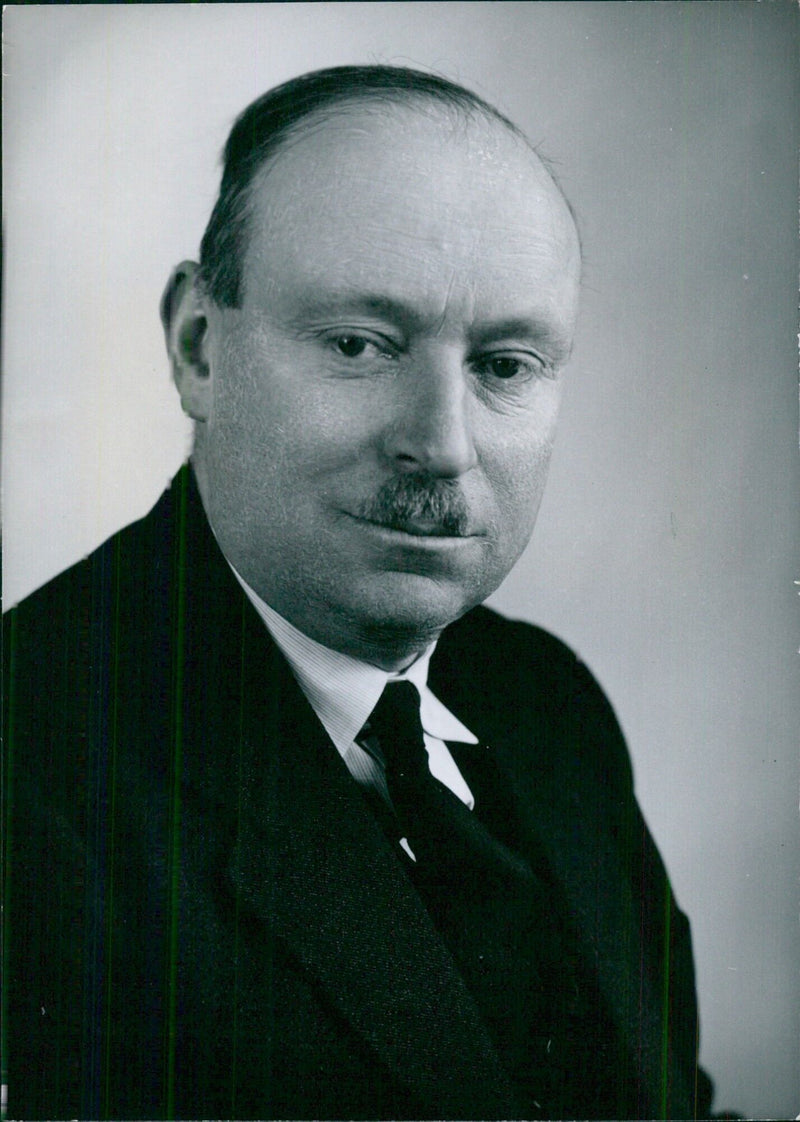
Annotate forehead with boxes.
[239,101,580,334]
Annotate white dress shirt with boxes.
[232,570,477,811]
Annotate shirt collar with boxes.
[231,569,477,755]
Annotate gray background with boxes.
[3,3,798,1116]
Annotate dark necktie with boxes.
[366,680,434,847]
[365,680,531,880]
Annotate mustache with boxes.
[354,473,470,536]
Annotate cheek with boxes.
[489,444,553,575]
[481,391,561,512]
[497,442,553,522]
[211,335,373,479]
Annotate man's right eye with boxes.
[332,334,372,358]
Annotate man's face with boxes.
[195,102,580,666]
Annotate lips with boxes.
[348,511,469,539]
[352,513,471,538]
[382,516,460,538]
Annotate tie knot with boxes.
[367,681,428,781]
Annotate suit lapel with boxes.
[430,617,692,1118]
[226,639,518,1118]
[497,739,677,1118]
[225,664,517,1117]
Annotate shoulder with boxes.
[6,470,180,605]
[4,464,268,787]
[439,603,615,715]
[442,603,580,674]
[434,605,634,791]
[4,466,203,652]
[3,469,209,780]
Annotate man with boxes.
[4,65,718,1119]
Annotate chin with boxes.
[351,574,483,645]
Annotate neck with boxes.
[344,622,442,672]
[283,607,443,673]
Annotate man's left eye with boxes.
[332,335,378,359]
[476,354,542,381]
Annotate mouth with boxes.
[345,512,475,543]
[366,515,466,538]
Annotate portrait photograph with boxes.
[3,3,798,1119]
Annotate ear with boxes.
[160,261,213,421]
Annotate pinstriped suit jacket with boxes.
[4,464,714,1119]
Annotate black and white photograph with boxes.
[3,3,798,1119]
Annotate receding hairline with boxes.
[198,69,582,306]
[248,94,576,246]
[247,88,556,184]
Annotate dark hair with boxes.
[198,64,536,307]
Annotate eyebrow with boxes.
[286,290,422,328]
[470,317,570,350]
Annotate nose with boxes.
[382,352,478,478]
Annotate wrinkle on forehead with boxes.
[246,99,575,235]
[239,100,580,336]
[252,95,516,187]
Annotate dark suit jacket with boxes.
[4,465,715,1119]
